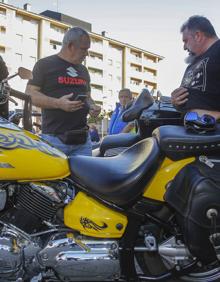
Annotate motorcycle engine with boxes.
[0,224,41,281]
[38,233,120,281]
[0,182,120,281]
[0,225,120,281]
[0,181,69,233]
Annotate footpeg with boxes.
[144,235,157,251]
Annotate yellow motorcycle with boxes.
[0,71,220,282]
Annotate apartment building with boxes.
[0,1,163,111]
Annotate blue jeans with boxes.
[41,133,92,157]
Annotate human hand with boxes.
[171,87,189,107]
[89,104,101,117]
[58,93,84,112]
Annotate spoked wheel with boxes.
[136,251,220,282]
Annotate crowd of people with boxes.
[1,15,220,157]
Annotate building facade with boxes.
[0,2,163,111]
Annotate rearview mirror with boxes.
[18,67,33,80]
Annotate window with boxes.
[144,67,156,76]
[88,67,103,77]
[116,61,121,69]
[29,37,37,49]
[0,8,6,16]
[108,59,113,66]
[108,89,113,96]
[16,34,23,44]
[30,37,36,44]
[23,15,31,22]
[130,78,141,86]
[144,54,156,63]
[131,64,141,72]
[50,24,66,34]
[0,46,5,54]
[16,14,23,23]
[30,56,36,64]
[15,53,22,63]
[92,38,102,45]
[0,26,6,34]
[50,40,62,50]
[116,76,122,82]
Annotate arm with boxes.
[86,92,101,117]
[25,84,84,112]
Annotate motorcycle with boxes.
[0,67,33,131]
[94,88,183,157]
[0,71,220,282]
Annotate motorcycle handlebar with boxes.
[10,88,30,102]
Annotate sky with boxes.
[8,0,220,96]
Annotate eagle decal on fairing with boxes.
[80,217,108,231]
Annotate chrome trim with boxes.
[0,220,32,241]
[39,234,120,281]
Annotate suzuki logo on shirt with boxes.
[58,67,86,85]
[66,67,78,77]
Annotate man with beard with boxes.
[171,15,220,120]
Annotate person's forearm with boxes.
[25,87,59,109]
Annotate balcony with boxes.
[0,32,7,46]
[86,57,103,70]
[143,72,156,82]
[90,73,103,86]
[108,48,122,60]
[129,69,143,80]
[91,89,103,102]
[90,42,103,54]
[49,28,65,43]
[130,54,142,65]
[143,58,158,69]
[129,82,142,93]
[21,20,38,38]
[0,8,7,21]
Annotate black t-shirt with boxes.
[28,55,90,134]
[179,39,220,112]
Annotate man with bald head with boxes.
[26,27,100,156]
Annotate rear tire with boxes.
[136,251,179,282]
[136,251,220,282]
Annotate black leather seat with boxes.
[69,138,160,207]
[99,133,141,156]
[153,125,220,161]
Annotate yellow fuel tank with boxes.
[0,122,69,181]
